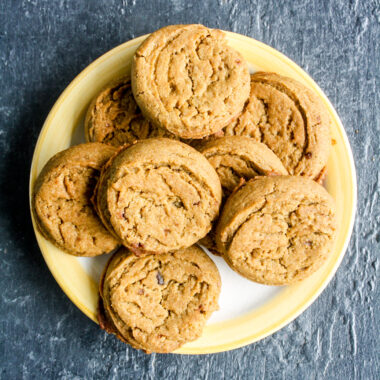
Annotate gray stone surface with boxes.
[0,0,379,379]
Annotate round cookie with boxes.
[216,176,337,285]
[98,245,221,353]
[33,143,120,257]
[199,136,288,196]
[95,138,222,254]
[85,77,176,146]
[132,24,250,139]
[224,72,331,179]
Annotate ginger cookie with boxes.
[132,24,250,139]
[98,245,221,353]
[216,176,337,285]
[199,136,288,197]
[33,143,120,257]
[199,136,287,254]
[84,77,176,146]
[224,72,331,179]
[95,138,222,254]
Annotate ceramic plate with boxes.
[29,32,356,354]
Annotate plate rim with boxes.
[29,31,357,354]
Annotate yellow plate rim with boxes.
[29,31,357,354]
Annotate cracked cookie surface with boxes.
[200,136,287,196]
[132,24,250,139]
[33,143,120,256]
[98,245,221,353]
[95,138,222,254]
[85,77,176,146]
[216,176,337,285]
[224,72,331,179]
[199,136,287,254]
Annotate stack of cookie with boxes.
[33,24,338,353]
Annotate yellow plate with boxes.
[29,32,356,354]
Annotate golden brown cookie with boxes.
[132,24,250,139]
[224,72,331,179]
[98,245,221,353]
[84,77,176,146]
[95,138,222,254]
[199,136,288,196]
[216,176,337,285]
[198,136,288,254]
[33,143,120,257]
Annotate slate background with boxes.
[0,0,379,379]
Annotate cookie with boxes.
[224,72,331,179]
[98,245,221,353]
[199,136,288,196]
[198,136,287,254]
[33,143,120,257]
[216,176,337,285]
[132,24,250,139]
[85,77,176,146]
[95,138,222,254]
